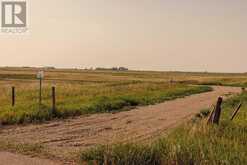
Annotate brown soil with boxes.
[0,151,60,165]
[0,86,241,164]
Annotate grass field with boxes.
[80,92,247,165]
[0,67,216,125]
[0,67,247,164]
[1,67,247,125]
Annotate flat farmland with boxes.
[0,67,245,164]
[0,67,218,125]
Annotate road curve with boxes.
[0,86,241,164]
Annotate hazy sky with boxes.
[1,0,247,72]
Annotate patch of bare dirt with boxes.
[0,152,60,165]
[0,86,241,164]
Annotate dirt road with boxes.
[0,86,241,164]
[0,152,60,165]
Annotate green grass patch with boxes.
[0,82,211,125]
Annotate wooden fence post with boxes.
[52,86,56,114]
[212,97,223,124]
[231,103,242,121]
[207,105,215,124]
[39,78,42,107]
[12,86,15,107]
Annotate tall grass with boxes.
[80,93,247,165]
[0,79,211,124]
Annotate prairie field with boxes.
[1,67,247,125]
[0,67,216,125]
[0,67,247,164]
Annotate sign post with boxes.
[37,71,44,110]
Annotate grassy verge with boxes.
[80,92,247,165]
[0,83,211,125]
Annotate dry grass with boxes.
[0,67,212,125]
